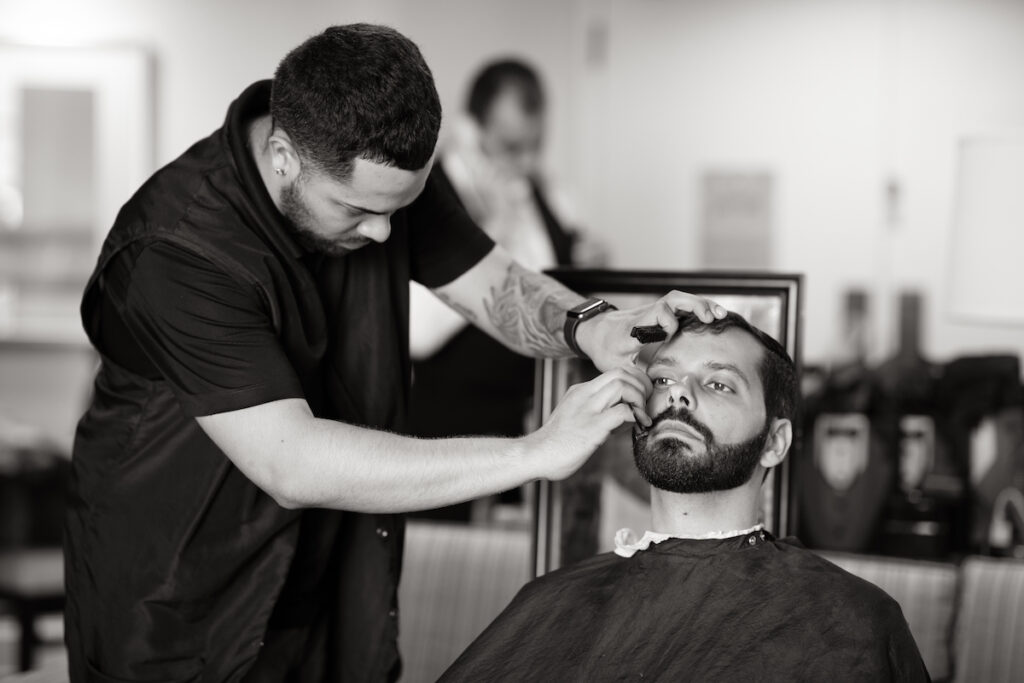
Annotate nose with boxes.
[667,377,694,409]
[359,215,392,243]
[514,151,539,178]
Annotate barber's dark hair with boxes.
[466,58,545,124]
[675,311,799,423]
[271,24,441,181]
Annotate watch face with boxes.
[572,298,606,317]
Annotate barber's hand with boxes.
[524,365,653,482]
[575,291,726,372]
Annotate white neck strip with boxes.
[614,524,766,558]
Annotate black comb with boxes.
[630,324,668,344]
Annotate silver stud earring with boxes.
[274,167,286,176]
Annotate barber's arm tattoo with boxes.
[483,262,583,358]
[436,291,479,323]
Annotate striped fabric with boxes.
[398,521,532,683]
[953,556,1024,683]
[818,550,958,681]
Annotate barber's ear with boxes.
[760,418,792,469]
[268,129,301,177]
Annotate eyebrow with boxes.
[705,361,752,389]
[336,199,387,216]
[649,358,752,389]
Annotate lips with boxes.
[340,237,372,250]
[650,419,706,443]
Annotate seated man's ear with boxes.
[759,418,792,469]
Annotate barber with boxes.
[63,24,725,683]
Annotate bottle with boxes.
[874,291,963,559]
[797,290,892,552]
[943,356,1022,556]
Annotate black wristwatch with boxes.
[564,297,617,360]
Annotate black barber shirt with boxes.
[65,81,493,682]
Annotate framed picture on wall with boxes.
[531,269,802,577]
[0,43,153,343]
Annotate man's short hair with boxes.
[271,24,441,181]
[675,312,799,423]
[466,58,545,124]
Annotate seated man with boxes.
[440,312,930,682]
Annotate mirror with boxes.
[531,269,802,576]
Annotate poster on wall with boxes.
[0,44,153,343]
[701,170,774,271]
[948,136,1024,324]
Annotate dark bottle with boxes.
[940,356,1022,556]
[797,291,893,552]
[874,291,963,559]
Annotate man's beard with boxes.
[279,180,365,257]
[632,406,770,494]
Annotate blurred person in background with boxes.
[440,312,928,682]
[64,24,723,683]
[408,58,606,521]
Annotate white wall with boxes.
[1,0,1021,370]
[0,0,579,237]
[0,0,340,167]
[572,0,1024,368]
[0,0,578,181]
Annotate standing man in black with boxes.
[408,58,607,520]
[64,24,724,682]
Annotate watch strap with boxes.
[564,298,617,360]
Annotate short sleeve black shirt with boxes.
[92,95,492,417]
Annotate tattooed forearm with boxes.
[483,262,584,358]
[436,291,479,323]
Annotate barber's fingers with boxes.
[624,297,697,347]
[658,290,727,327]
[606,404,637,428]
[587,371,652,428]
[584,393,640,435]
[623,292,725,350]
[583,367,652,415]
[585,364,653,396]
[590,378,647,414]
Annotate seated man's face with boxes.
[633,327,771,494]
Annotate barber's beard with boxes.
[279,180,359,257]
[632,407,770,494]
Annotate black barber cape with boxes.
[65,80,493,682]
[440,532,930,682]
